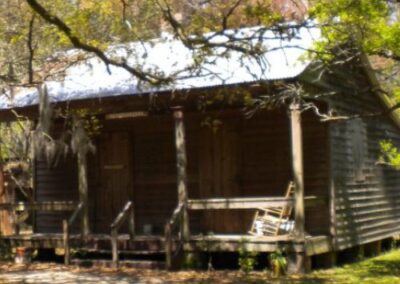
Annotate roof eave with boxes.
[359,53,400,129]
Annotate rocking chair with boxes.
[249,182,295,236]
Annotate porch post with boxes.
[77,149,90,237]
[0,164,13,236]
[289,102,305,238]
[172,107,190,242]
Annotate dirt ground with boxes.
[2,248,400,283]
[0,262,291,284]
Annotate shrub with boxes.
[269,250,287,277]
[238,240,258,273]
[0,237,12,261]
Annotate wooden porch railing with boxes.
[165,203,184,270]
[0,201,77,236]
[187,197,293,210]
[110,201,135,268]
[187,196,325,210]
[164,195,326,269]
[0,201,77,211]
[63,202,84,265]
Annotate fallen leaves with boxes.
[1,249,400,283]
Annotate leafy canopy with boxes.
[2,1,400,166]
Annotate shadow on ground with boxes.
[1,250,400,284]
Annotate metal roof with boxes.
[0,25,320,110]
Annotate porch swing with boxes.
[249,182,295,236]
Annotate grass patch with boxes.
[295,249,400,284]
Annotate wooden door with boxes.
[133,120,177,235]
[198,118,242,233]
[95,131,132,233]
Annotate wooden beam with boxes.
[165,223,173,270]
[63,220,70,265]
[190,234,294,242]
[305,236,333,256]
[188,197,293,210]
[110,201,133,230]
[31,126,37,234]
[289,102,305,238]
[0,166,13,236]
[287,252,311,274]
[10,179,18,235]
[364,240,382,257]
[329,179,338,250]
[172,107,190,242]
[111,229,118,268]
[327,121,338,250]
[77,150,90,237]
[187,196,324,210]
[0,201,77,211]
[185,235,302,253]
[129,205,135,240]
[108,200,135,266]
[165,203,185,270]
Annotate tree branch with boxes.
[120,0,128,22]
[303,101,400,122]
[375,51,400,62]
[222,0,243,30]
[25,0,172,85]
[27,14,36,84]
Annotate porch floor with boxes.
[3,233,332,256]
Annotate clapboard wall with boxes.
[324,72,400,250]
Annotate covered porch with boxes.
[0,101,332,272]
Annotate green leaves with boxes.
[380,140,400,169]
[310,0,400,57]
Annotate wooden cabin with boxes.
[0,27,399,273]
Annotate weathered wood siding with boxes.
[94,131,133,233]
[326,75,400,250]
[240,109,330,235]
[302,109,331,236]
[197,114,242,233]
[193,109,330,235]
[35,155,78,233]
[34,107,330,236]
[132,117,177,234]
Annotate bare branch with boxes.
[222,0,243,30]
[303,97,400,122]
[120,0,128,22]
[27,14,36,84]
[25,0,172,85]
[375,51,400,62]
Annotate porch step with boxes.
[71,258,166,269]
[69,247,166,269]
